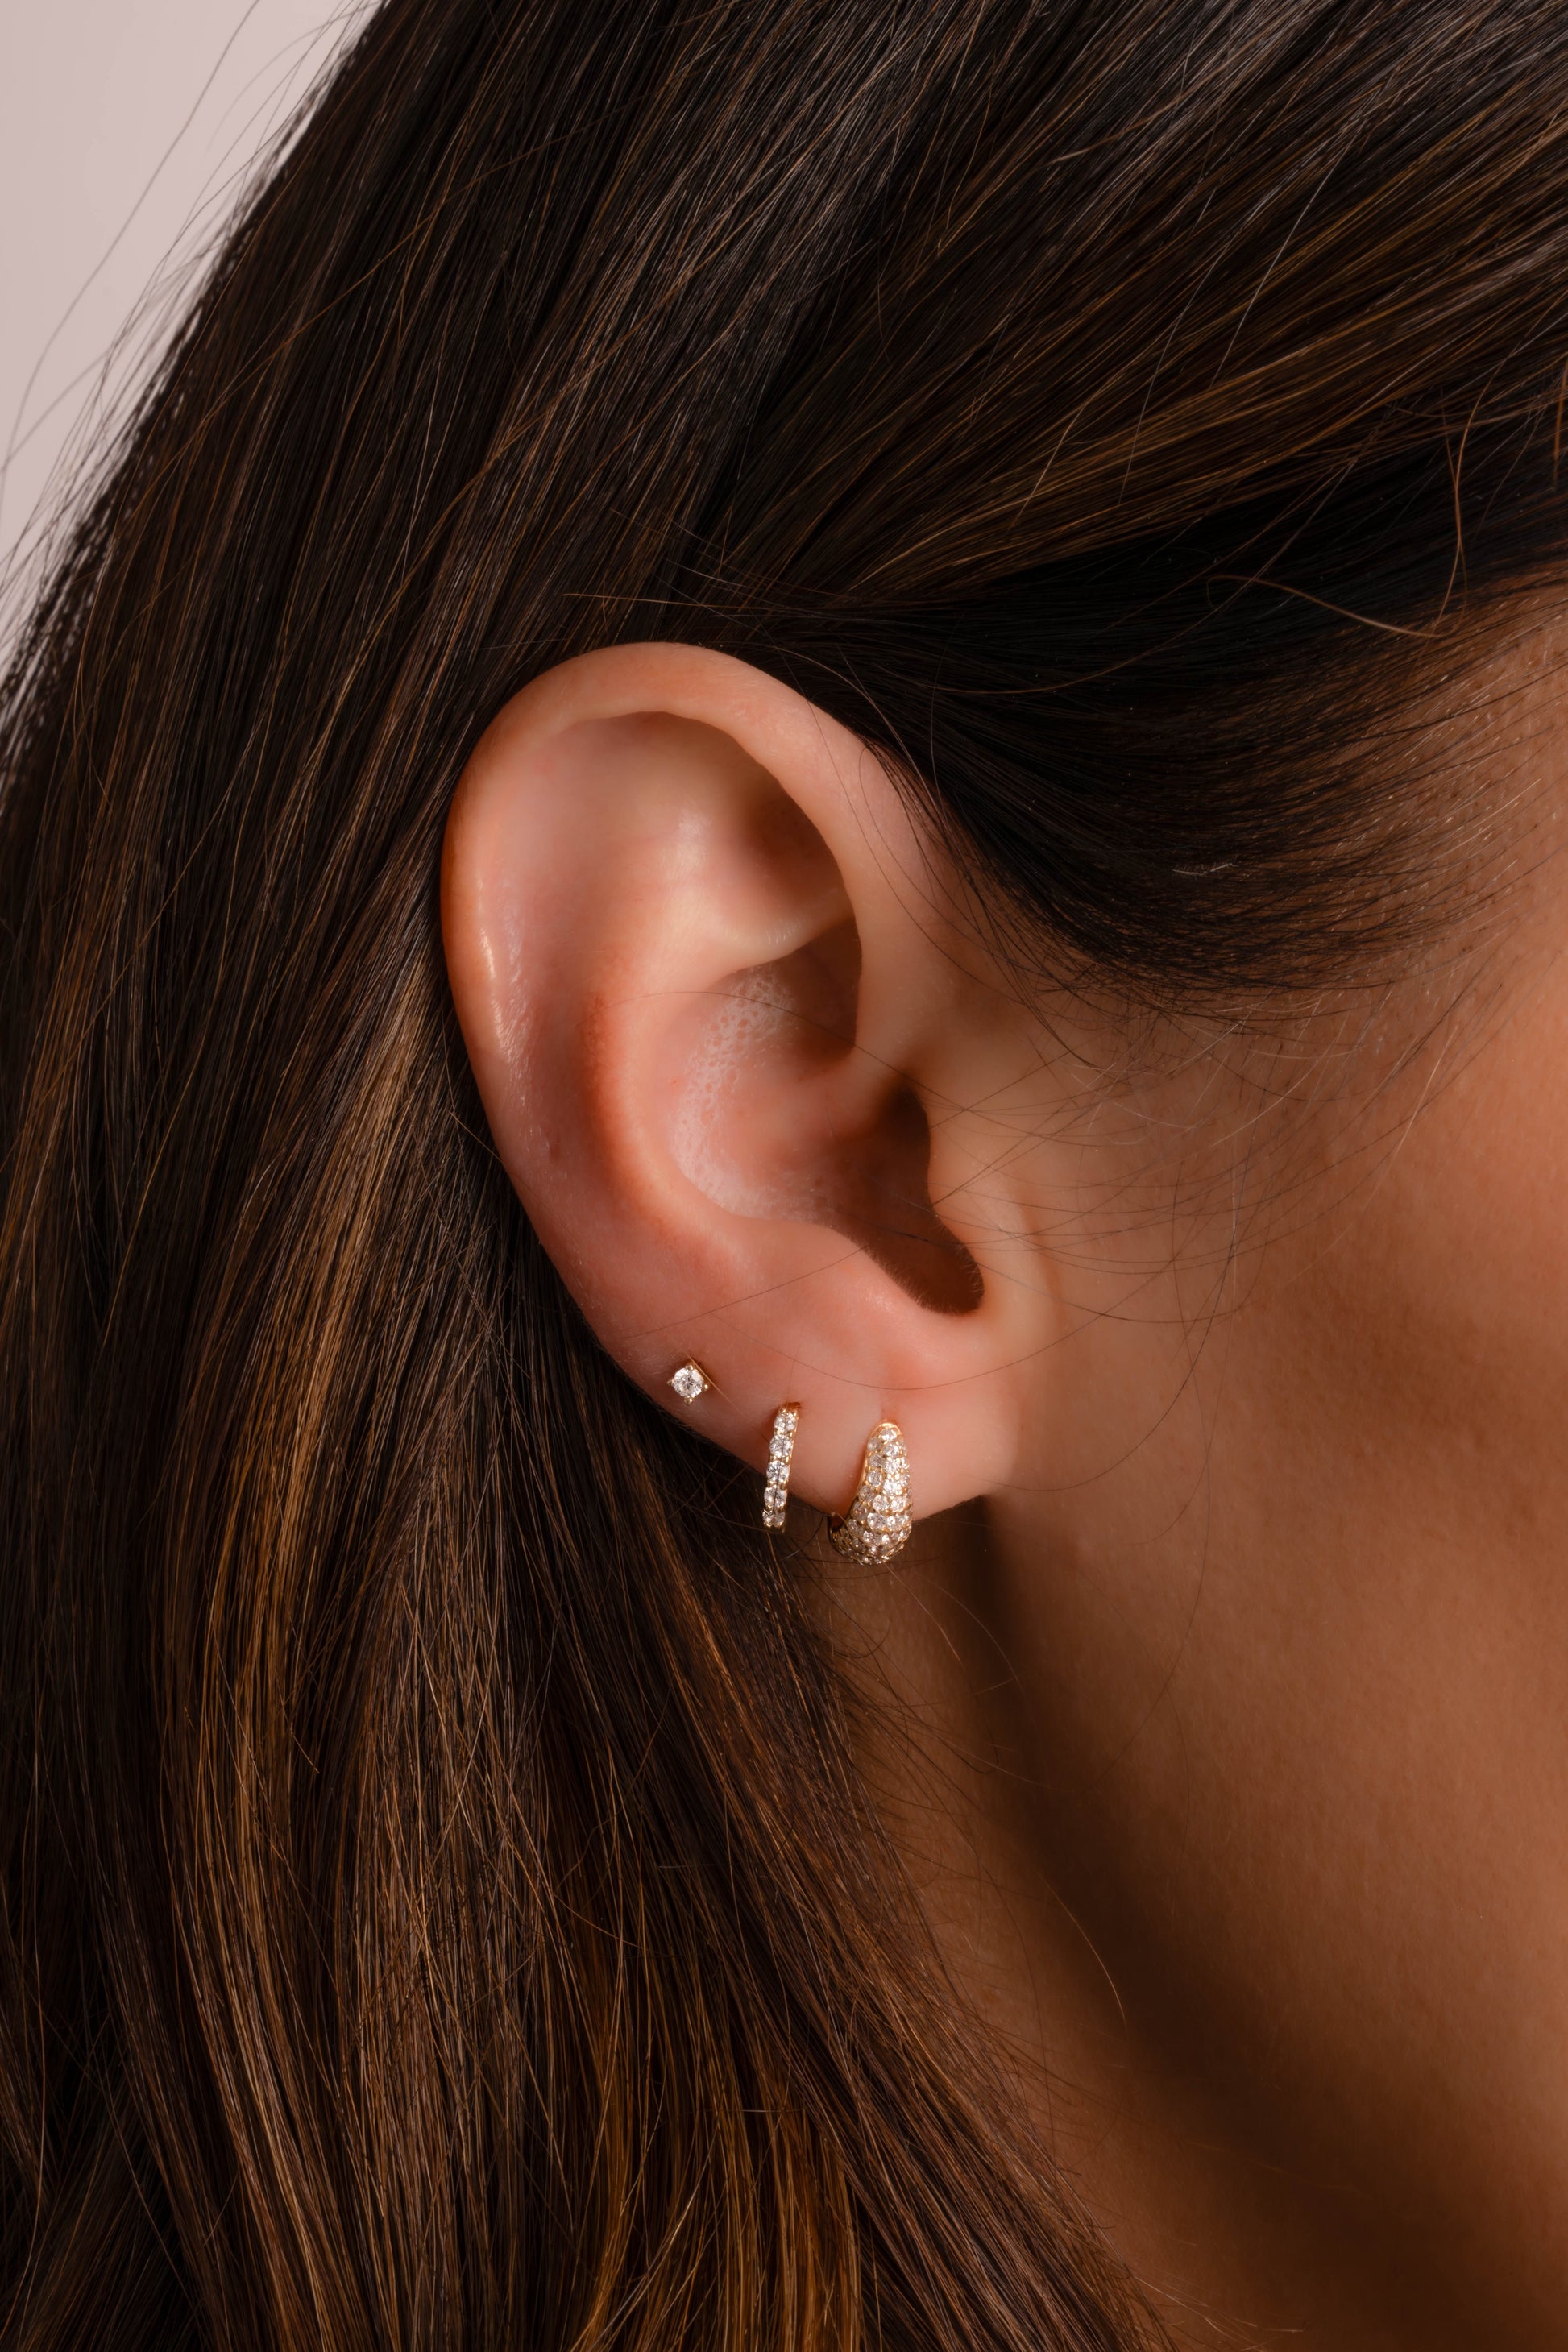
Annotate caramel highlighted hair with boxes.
[4,2,1568,2346]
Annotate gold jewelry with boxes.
[669,1360,712,1404]
[829,1421,911,1562]
[762,1404,800,1529]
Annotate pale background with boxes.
[1,0,359,597]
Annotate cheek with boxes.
[1285,968,1568,1560]
[987,972,1568,2218]
[1015,960,1568,1732]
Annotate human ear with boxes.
[441,642,1048,1520]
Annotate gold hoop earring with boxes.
[762,1404,800,1529]
[829,1421,911,1563]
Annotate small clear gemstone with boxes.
[670,1362,710,1404]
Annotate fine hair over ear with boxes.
[4,1,1568,2348]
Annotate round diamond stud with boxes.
[669,1360,712,1404]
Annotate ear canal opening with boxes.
[700,915,985,1317]
[761,917,982,1317]
[828,1079,985,1316]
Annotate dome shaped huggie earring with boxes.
[829,1422,912,1563]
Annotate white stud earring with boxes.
[669,1360,712,1404]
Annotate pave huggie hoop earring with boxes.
[829,1421,912,1563]
[762,1404,800,1529]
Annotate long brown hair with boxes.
[3,3,1567,2346]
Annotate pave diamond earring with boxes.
[762,1404,800,1529]
[829,1421,912,1563]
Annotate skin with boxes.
[442,632,1568,2349]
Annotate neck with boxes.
[817,1502,1544,2352]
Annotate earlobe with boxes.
[442,643,1043,1524]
